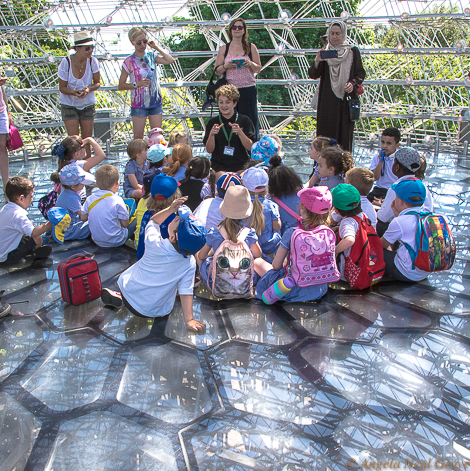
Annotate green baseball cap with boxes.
[331,184,361,211]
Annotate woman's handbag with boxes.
[7,124,24,151]
[347,95,361,122]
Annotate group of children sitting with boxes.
[0,126,455,331]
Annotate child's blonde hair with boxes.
[168,131,188,147]
[95,164,119,190]
[162,144,192,177]
[146,188,182,212]
[127,139,148,161]
[247,189,266,236]
[218,218,243,243]
[312,136,338,152]
[300,203,329,229]
[321,147,354,176]
[345,167,374,196]
[414,153,427,180]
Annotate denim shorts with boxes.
[130,104,163,117]
[61,104,96,121]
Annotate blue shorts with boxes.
[131,104,163,117]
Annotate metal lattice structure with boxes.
[1,0,470,157]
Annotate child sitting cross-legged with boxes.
[254,187,335,302]
[81,164,132,248]
[54,164,94,241]
[0,177,52,264]
[101,202,207,332]
[123,139,150,199]
[380,179,429,282]
[196,183,262,299]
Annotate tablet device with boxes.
[320,50,338,59]
[232,59,245,68]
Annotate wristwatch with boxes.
[133,82,137,88]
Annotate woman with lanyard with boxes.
[118,27,175,139]
[214,17,261,140]
[203,84,255,177]
[308,21,365,151]
[58,31,101,159]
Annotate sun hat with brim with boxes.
[391,178,426,205]
[219,182,253,219]
[331,184,361,211]
[47,207,71,244]
[59,163,95,186]
[242,167,269,192]
[73,31,95,47]
[250,136,279,164]
[177,205,207,258]
[148,144,172,164]
[298,186,333,214]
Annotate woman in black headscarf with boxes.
[309,21,365,151]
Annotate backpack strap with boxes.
[271,196,301,221]
[88,193,113,212]
[401,210,432,270]
[218,225,250,243]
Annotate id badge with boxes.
[224,146,235,156]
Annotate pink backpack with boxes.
[285,225,340,287]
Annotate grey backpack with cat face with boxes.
[211,227,254,299]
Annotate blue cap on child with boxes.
[47,207,71,244]
[391,178,426,205]
[177,205,207,257]
[216,172,243,198]
[143,168,161,193]
[151,173,180,200]
[148,144,172,163]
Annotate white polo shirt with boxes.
[0,202,34,262]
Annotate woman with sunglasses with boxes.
[214,18,261,140]
[58,31,101,159]
[119,27,175,139]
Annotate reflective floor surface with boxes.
[1,146,470,470]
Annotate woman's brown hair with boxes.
[228,18,251,56]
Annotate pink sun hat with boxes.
[297,186,332,214]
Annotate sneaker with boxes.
[101,288,123,308]
[0,301,11,319]
[194,275,202,288]
[27,245,52,260]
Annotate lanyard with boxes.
[219,113,238,147]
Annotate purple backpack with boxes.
[285,225,340,287]
[38,184,60,220]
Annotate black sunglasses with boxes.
[231,25,244,31]
[135,39,148,46]
[84,46,94,51]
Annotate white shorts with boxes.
[0,107,8,134]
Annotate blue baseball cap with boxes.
[147,144,172,164]
[177,205,207,257]
[143,168,161,193]
[391,178,426,205]
[216,172,243,198]
[151,173,180,200]
[47,207,71,244]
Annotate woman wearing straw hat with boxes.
[118,27,175,140]
[309,21,365,152]
[58,31,101,159]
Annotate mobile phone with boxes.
[232,59,245,68]
[5,69,15,78]
[320,50,338,59]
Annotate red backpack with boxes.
[343,215,385,290]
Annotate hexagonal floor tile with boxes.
[117,343,214,423]
[0,392,42,471]
[20,333,116,411]
[45,410,177,471]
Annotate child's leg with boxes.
[383,250,414,282]
[5,236,38,264]
[180,294,205,331]
[254,258,274,277]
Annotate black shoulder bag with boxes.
[347,93,361,122]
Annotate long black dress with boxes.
[308,47,365,151]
